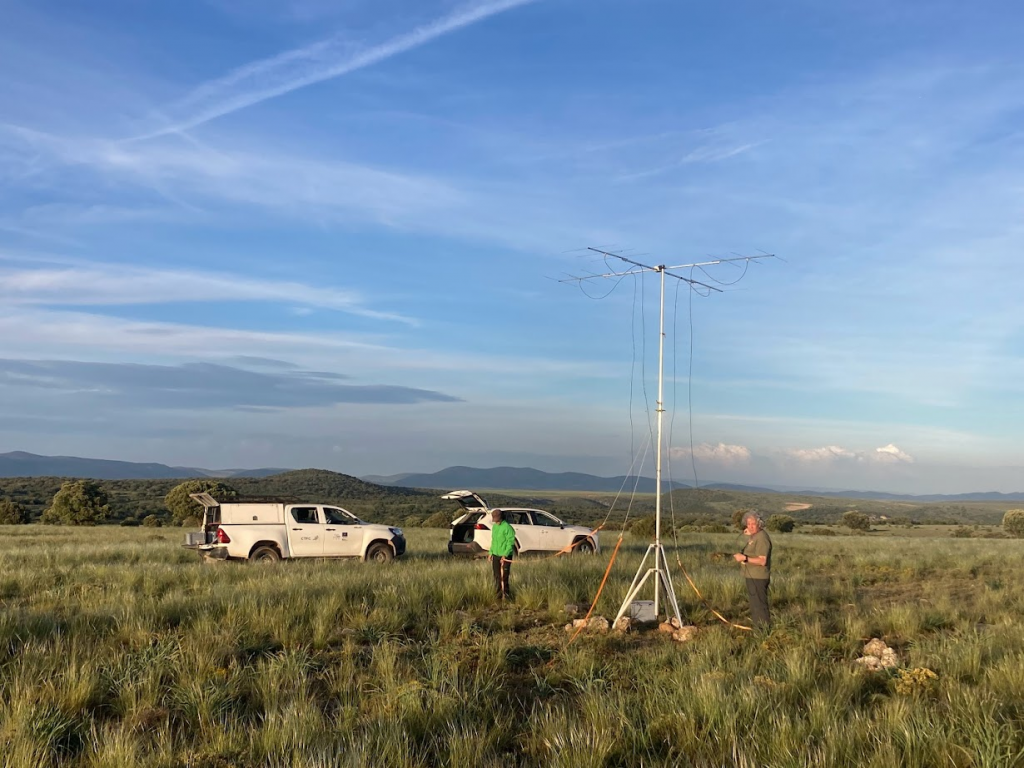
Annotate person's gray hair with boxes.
[742,511,764,527]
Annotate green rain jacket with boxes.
[489,519,516,558]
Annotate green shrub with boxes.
[629,515,658,539]
[950,526,974,538]
[165,480,238,525]
[1002,509,1024,538]
[805,527,838,536]
[120,517,141,527]
[421,511,454,528]
[0,498,31,524]
[404,515,425,528]
[767,514,796,533]
[699,523,730,534]
[142,514,163,528]
[894,667,939,696]
[842,511,871,531]
[40,480,110,526]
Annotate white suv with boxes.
[443,490,599,557]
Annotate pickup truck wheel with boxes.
[250,546,281,563]
[367,543,394,563]
[574,539,596,555]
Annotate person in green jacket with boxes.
[489,509,516,601]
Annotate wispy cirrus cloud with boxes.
[0,259,414,324]
[616,139,763,182]
[0,307,613,382]
[136,0,541,139]
[0,122,598,251]
[1,123,465,232]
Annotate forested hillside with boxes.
[0,472,1013,526]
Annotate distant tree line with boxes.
[0,473,1019,530]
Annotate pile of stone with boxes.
[657,617,698,643]
[564,616,610,633]
[855,638,900,671]
[563,608,697,642]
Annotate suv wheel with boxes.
[574,539,596,554]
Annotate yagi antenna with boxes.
[563,246,775,629]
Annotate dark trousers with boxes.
[490,555,512,600]
[745,578,770,628]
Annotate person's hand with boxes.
[732,552,745,563]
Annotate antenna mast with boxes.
[563,247,774,627]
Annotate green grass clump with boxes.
[1,527,1024,766]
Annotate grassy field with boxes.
[1,526,1023,767]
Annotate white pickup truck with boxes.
[183,493,406,563]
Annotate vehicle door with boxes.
[286,505,325,557]
[322,506,364,557]
[529,510,565,551]
[504,510,536,552]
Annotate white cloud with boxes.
[0,124,466,233]
[672,442,751,464]
[136,0,541,138]
[0,307,611,381]
[785,443,915,464]
[0,124,590,251]
[874,443,915,464]
[0,259,413,324]
[787,445,858,462]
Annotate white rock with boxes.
[863,638,888,658]
[672,626,698,642]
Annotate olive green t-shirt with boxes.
[740,529,772,580]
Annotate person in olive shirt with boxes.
[733,511,772,629]
[489,509,516,601]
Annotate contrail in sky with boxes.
[136,0,540,139]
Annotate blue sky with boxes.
[1,0,1022,493]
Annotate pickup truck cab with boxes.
[183,492,405,563]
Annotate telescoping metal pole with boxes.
[654,265,665,617]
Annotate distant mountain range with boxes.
[2,452,1022,501]
[365,465,692,494]
[0,452,286,481]
[366,465,1024,502]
